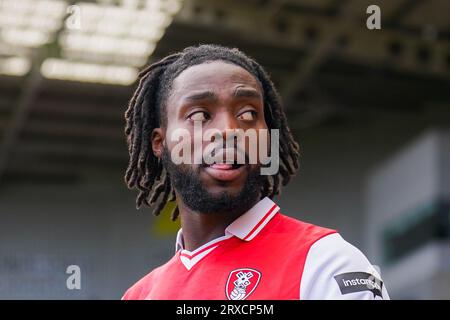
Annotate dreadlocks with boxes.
[124,44,300,221]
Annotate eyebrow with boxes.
[184,91,218,103]
[182,88,262,104]
[233,88,262,100]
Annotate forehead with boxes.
[169,60,262,97]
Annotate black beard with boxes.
[161,148,264,215]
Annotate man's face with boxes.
[152,60,268,214]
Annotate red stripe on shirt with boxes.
[243,204,278,241]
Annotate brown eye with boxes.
[189,111,209,121]
[237,110,256,121]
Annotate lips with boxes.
[203,163,245,182]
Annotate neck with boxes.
[177,196,259,251]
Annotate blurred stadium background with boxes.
[0,0,449,299]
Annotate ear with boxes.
[151,128,165,158]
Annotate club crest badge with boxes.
[225,268,261,300]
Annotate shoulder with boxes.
[300,233,390,300]
[121,254,178,300]
[272,213,337,245]
[121,266,161,300]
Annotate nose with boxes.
[213,110,239,144]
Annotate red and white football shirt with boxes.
[122,197,390,300]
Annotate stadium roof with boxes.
[0,0,448,184]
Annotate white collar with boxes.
[175,197,280,252]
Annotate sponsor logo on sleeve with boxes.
[334,272,383,298]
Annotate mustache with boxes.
[201,147,250,166]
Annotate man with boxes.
[122,44,389,300]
